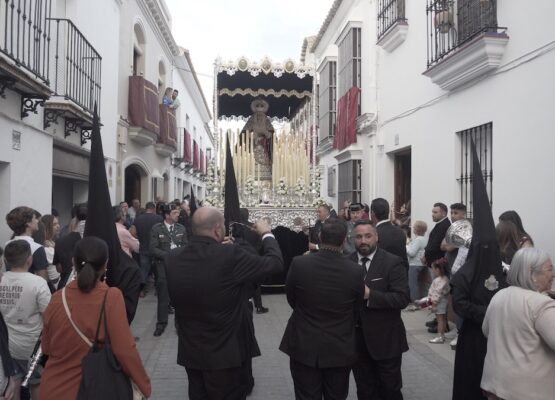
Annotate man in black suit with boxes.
[280,218,366,400]
[421,202,451,268]
[165,207,283,400]
[350,221,410,400]
[370,198,409,271]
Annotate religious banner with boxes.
[183,129,192,163]
[193,140,199,170]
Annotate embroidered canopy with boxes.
[216,57,314,120]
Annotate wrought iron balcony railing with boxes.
[377,0,406,40]
[0,0,52,83]
[426,0,503,68]
[48,18,101,115]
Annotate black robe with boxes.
[450,241,506,400]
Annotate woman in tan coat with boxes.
[39,236,151,399]
[481,247,554,400]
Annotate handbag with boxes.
[62,287,134,400]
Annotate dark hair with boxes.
[353,220,374,229]
[113,206,123,223]
[317,204,331,212]
[119,201,128,206]
[51,208,59,217]
[145,201,156,210]
[161,203,178,217]
[32,221,46,245]
[173,90,179,94]
[370,198,390,221]
[4,240,31,269]
[76,203,88,221]
[450,203,467,212]
[6,206,35,235]
[320,218,347,247]
[433,202,448,213]
[74,236,109,293]
[41,214,56,242]
[499,210,533,245]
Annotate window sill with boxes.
[377,20,408,53]
[317,136,334,156]
[423,31,509,91]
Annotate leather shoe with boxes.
[425,319,438,328]
[255,306,269,314]
[153,325,166,337]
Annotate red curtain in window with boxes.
[200,149,204,174]
[193,140,199,170]
[184,129,192,163]
[333,86,360,150]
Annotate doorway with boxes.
[125,165,142,204]
[394,149,411,230]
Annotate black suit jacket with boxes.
[280,250,364,368]
[350,248,410,360]
[165,235,283,370]
[424,218,451,267]
[376,221,409,271]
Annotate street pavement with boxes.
[132,292,454,399]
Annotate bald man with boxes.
[165,207,283,400]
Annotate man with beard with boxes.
[349,221,410,400]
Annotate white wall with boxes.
[376,0,555,255]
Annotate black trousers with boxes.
[290,358,351,400]
[352,330,403,400]
[185,365,245,400]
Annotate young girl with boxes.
[427,258,450,343]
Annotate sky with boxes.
[164,0,335,107]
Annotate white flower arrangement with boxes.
[244,175,256,195]
[295,177,307,197]
[276,177,288,195]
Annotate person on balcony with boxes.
[170,89,180,109]
[162,87,173,106]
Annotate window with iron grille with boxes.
[338,27,362,115]
[338,160,361,208]
[377,0,406,40]
[426,0,500,68]
[318,61,337,141]
[457,122,493,218]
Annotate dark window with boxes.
[457,122,493,218]
[338,160,361,207]
[377,0,406,40]
[318,61,337,140]
[338,27,361,115]
[426,0,501,68]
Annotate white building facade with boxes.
[0,0,212,241]
[312,0,555,255]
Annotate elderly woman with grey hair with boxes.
[480,247,555,400]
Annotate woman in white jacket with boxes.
[481,247,555,400]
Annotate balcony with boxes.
[128,76,160,145]
[377,0,408,52]
[43,18,102,145]
[423,0,508,90]
[155,104,177,156]
[0,0,53,111]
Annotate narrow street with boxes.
[132,292,454,399]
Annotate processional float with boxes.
[206,56,323,229]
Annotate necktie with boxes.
[361,257,370,272]
[169,225,174,235]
